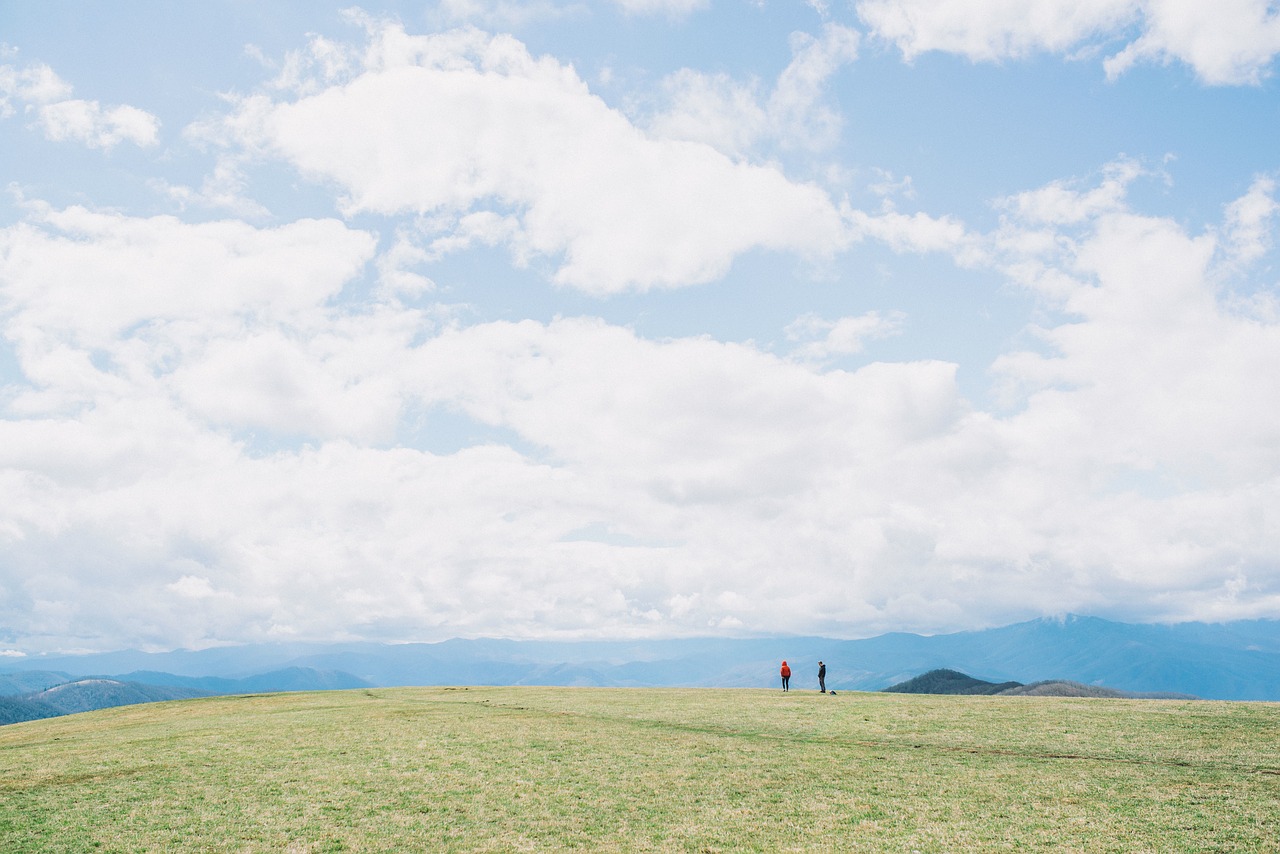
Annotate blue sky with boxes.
[2,1,1280,654]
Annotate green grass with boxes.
[2,687,1278,851]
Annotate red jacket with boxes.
[780,662,791,678]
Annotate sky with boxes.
[2,1,1279,655]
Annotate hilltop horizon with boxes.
[6,614,1280,702]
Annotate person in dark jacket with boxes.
[780,660,791,691]
[818,660,826,693]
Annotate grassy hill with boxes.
[884,669,1198,699]
[2,687,1278,851]
[883,668,1023,695]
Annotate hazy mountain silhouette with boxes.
[28,678,212,715]
[121,667,374,694]
[0,670,72,696]
[0,667,375,725]
[4,615,1280,708]
[997,680,1194,699]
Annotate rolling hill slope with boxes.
[2,687,1277,851]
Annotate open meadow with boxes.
[2,686,1278,851]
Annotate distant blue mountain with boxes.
[834,615,1280,700]
[120,667,374,694]
[0,667,376,725]
[30,678,213,715]
[4,615,1280,701]
[0,670,72,696]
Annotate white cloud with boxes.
[0,205,377,347]
[645,69,769,158]
[4,171,1280,648]
[858,0,1136,61]
[404,316,967,483]
[999,159,1142,226]
[849,208,975,257]
[646,23,859,156]
[770,25,861,148]
[262,33,359,96]
[153,156,272,219]
[786,311,906,360]
[171,328,405,441]
[0,205,402,447]
[989,170,1280,489]
[166,575,222,600]
[195,23,852,294]
[0,61,73,116]
[858,0,1280,84]
[376,224,438,296]
[1105,0,1280,84]
[424,210,526,264]
[1,58,159,147]
[37,99,160,149]
[1221,174,1279,266]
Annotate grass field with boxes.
[2,686,1278,852]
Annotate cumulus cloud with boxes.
[0,194,976,646]
[36,99,159,149]
[1104,0,1280,84]
[0,60,73,116]
[1,57,159,147]
[858,0,1136,61]
[3,166,1280,649]
[858,0,1280,84]
[849,208,976,257]
[998,158,1142,226]
[0,205,405,446]
[0,205,376,346]
[193,23,852,294]
[988,168,1280,490]
[1221,174,1280,266]
[644,69,769,158]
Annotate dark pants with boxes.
[782,675,790,691]
[819,675,826,692]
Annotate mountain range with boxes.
[3,615,1279,723]
[0,667,376,725]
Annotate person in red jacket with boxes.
[780,660,791,691]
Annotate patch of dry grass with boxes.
[2,687,1278,851]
